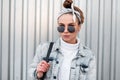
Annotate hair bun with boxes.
[63,0,73,8]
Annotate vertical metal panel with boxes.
[27,0,35,64]
[0,0,120,80]
[14,0,23,80]
[9,0,15,80]
[40,0,48,42]
[97,0,104,79]
[14,0,22,80]
[1,0,9,80]
[0,0,2,79]
[27,0,36,80]
[115,0,120,79]
[48,0,54,41]
[86,0,92,47]
[22,0,28,79]
[110,0,117,80]
[90,0,99,57]
[78,0,87,45]
[53,0,61,41]
[102,0,112,80]
[35,0,41,45]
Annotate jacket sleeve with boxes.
[87,55,96,80]
[28,43,47,80]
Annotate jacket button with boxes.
[56,61,59,64]
[56,48,59,51]
[53,76,56,79]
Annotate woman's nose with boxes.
[64,26,68,32]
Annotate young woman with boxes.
[29,0,96,80]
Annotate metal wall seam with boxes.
[25,0,29,79]
[0,0,3,79]
[86,0,91,47]
[109,0,117,80]
[47,0,50,41]
[113,0,117,79]
[8,0,11,79]
[22,0,27,79]
[89,0,92,49]
[101,0,105,79]
[97,0,100,79]
[52,0,55,40]
[39,0,42,43]
[13,0,16,80]
[21,0,24,79]
[109,0,113,79]
[34,0,37,53]
[9,0,15,79]
[85,0,88,46]
[97,0,105,80]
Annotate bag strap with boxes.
[45,42,54,62]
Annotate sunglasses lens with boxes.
[57,26,65,32]
[68,26,75,33]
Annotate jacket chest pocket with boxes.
[75,57,90,80]
[76,57,90,72]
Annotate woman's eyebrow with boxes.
[68,23,75,25]
[58,23,64,25]
[58,22,75,25]
[58,23,65,26]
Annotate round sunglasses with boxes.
[57,26,75,33]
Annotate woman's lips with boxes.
[63,35,70,38]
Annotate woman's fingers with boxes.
[37,60,50,73]
[37,71,43,78]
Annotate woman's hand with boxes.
[36,60,50,78]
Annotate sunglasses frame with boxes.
[57,26,75,33]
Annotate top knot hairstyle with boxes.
[62,0,84,24]
[63,0,73,8]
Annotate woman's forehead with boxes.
[58,14,73,22]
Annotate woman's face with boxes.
[58,14,81,44]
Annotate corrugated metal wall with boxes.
[0,0,120,80]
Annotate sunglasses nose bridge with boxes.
[64,26,69,32]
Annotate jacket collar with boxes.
[53,38,88,57]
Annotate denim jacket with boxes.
[28,38,96,80]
